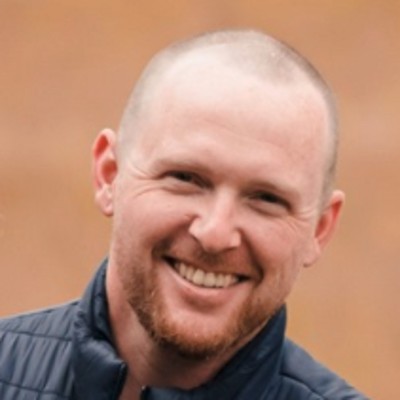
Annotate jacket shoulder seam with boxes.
[0,300,79,341]
[0,300,79,320]
[0,327,72,342]
[0,377,69,398]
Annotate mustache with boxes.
[156,237,225,265]
[154,235,256,274]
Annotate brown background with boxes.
[1,1,399,398]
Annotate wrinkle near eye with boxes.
[123,158,154,180]
[294,204,321,222]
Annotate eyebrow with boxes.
[152,156,213,175]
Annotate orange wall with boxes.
[1,2,399,398]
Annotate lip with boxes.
[163,255,250,281]
[163,255,249,287]
[159,255,252,309]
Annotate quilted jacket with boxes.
[0,260,368,399]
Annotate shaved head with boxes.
[117,29,338,199]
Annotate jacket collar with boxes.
[72,259,126,400]
[72,259,286,399]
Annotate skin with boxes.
[92,53,344,399]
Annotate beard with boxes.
[115,238,278,361]
[126,273,273,360]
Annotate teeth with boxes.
[179,263,186,277]
[173,262,239,288]
[216,274,225,287]
[204,272,216,288]
[192,269,205,285]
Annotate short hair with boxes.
[118,29,338,198]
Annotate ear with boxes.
[304,190,345,267]
[92,128,118,217]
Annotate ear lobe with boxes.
[304,190,345,267]
[92,129,118,217]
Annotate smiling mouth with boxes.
[163,256,246,289]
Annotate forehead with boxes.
[140,54,330,155]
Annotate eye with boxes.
[250,191,290,214]
[255,192,282,204]
[165,170,208,189]
[169,171,197,183]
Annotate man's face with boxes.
[102,59,340,359]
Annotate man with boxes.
[0,29,367,399]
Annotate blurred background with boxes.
[1,1,399,398]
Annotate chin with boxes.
[133,297,272,361]
[147,316,241,360]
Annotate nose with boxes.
[188,192,241,254]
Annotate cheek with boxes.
[114,192,195,247]
[252,214,315,255]
[252,245,303,312]
[245,218,312,286]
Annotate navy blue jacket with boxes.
[0,261,367,399]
